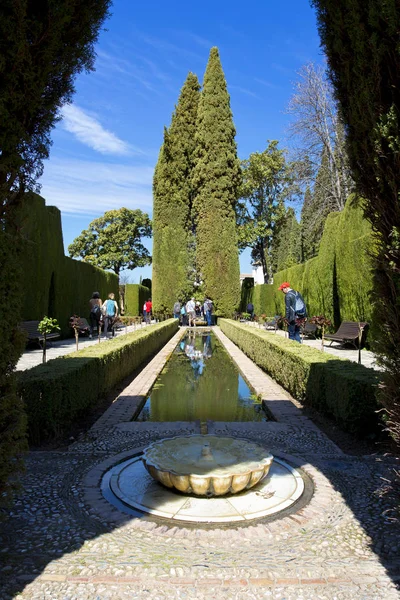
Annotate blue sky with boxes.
[39,0,323,282]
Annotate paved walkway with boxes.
[245,321,380,370]
[16,321,155,371]
[2,327,399,599]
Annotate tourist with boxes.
[89,291,102,338]
[145,298,152,324]
[246,301,254,320]
[173,300,181,319]
[278,282,307,343]
[186,297,196,327]
[102,292,118,338]
[180,303,187,326]
[195,301,202,318]
[142,301,147,323]
[203,297,213,326]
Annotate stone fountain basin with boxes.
[142,435,274,496]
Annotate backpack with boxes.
[180,305,186,315]
[173,302,181,313]
[294,292,307,318]
[104,299,116,317]
[91,303,101,316]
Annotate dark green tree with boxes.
[192,48,241,315]
[272,207,302,273]
[68,208,152,276]
[152,73,200,312]
[237,141,293,282]
[0,0,111,505]
[300,150,336,260]
[311,0,400,443]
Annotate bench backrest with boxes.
[334,321,368,338]
[304,322,317,332]
[20,321,40,338]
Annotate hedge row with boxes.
[219,319,380,435]
[19,193,118,336]
[251,198,375,329]
[18,319,179,444]
[124,283,150,316]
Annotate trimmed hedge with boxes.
[18,319,179,444]
[19,193,118,336]
[219,319,380,435]
[253,198,374,329]
[124,283,150,316]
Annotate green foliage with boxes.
[68,208,152,276]
[152,73,200,312]
[0,227,28,506]
[37,317,60,335]
[124,284,150,316]
[18,194,118,337]
[18,320,179,444]
[311,0,400,444]
[254,197,375,329]
[240,277,254,312]
[272,207,301,273]
[191,48,241,316]
[237,141,294,282]
[220,319,380,435]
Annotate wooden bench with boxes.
[324,321,368,348]
[302,322,318,339]
[20,320,60,348]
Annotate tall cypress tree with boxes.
[192,47,241,315]
[311,0,400,443]
[152,73,200,312]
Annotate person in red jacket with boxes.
[145,298,152,324]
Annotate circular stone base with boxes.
[102,456,305,523]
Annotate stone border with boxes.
[81,443,347,538]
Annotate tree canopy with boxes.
[237,141,294,283]
[68,208,152,276]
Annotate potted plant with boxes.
[309,316,332,351]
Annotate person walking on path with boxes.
[203,297,213,326]
[102,292,118,338]
[186,297,196,327]
[173,300,181,319]
[278,282,307,343]
[145,298,152,324]
[89,292,103,338]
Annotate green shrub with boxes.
[124,284,150,316]
[240,277,254,312]
[219,319,380,435]
[18,319,178,444]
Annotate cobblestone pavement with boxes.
[2,329,399,599]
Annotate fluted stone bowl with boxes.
[141,435,274,497]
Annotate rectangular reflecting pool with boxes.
[135,331,267,422]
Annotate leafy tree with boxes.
[300,150,336,260]
[68,208,152,276]
[191,48,241,315]
[0,0,111,505]
[152,73,200,311]
[311,0,400,444]
[37,317,60,364]
[272,207,301,273]
[237,141,294,283]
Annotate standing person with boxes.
[89,292,103,338]
[145,298,152,324]
[180,303,187,326]
[102,292,118,338]
[203,297,213,326]
[246,301,254,320]
[173,300,181,319]
[186,297,196,327]
[278,282,307,343]
[142,301,147,323]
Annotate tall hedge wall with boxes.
[252,198,374,327]
[124,283,150,316]
[19,193,118,336]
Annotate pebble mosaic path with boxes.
[1,326,399,599]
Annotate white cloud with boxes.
[40,158,153,216]
[61,105,131,155]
